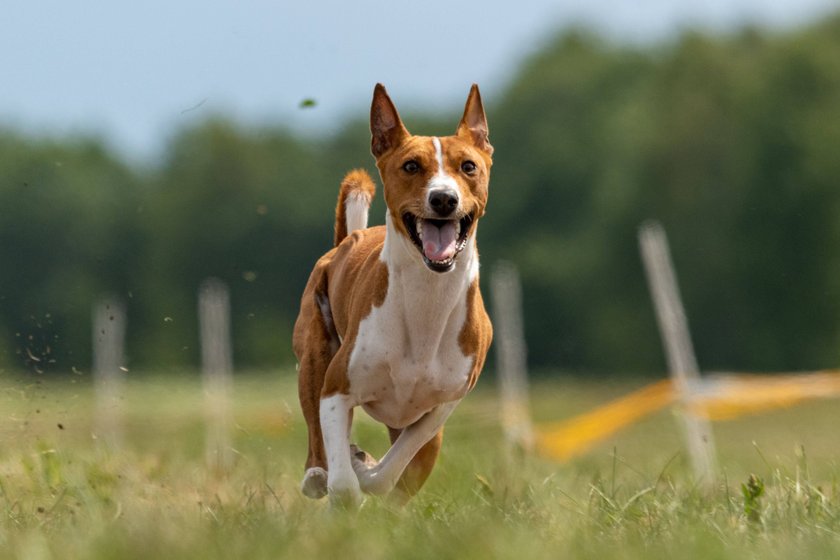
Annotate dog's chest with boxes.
[345,275,474,429]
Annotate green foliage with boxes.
[0,133,141,370]
[486,18,840,372]
[742,473,765,523]
[134,119,338,366]
[3,16,840,372]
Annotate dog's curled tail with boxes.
[334,169,376,247]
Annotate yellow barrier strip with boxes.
[693,371,840,421]
[536,379,676,462]
[535,371,840,463]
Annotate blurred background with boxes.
[2,0,840,377]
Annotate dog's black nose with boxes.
[429,190,459,217]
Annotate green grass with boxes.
[1,372,839,559]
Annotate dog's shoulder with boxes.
[329,226,386,285]
[293,226,387,343]
[325,225,389,339]
[459,278,493,389]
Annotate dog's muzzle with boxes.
[402,211,474,273]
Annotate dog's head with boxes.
[370,84,493,273]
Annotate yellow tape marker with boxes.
[536,379,676,462]
[535,370,840,462]
[694,371,840,421]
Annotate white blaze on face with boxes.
[433,137,446,175]
[428,137,461,199]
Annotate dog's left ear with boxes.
[456,84,493,156]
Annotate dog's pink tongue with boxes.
[422,220,458,262]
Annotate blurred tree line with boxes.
[2,15,840,375]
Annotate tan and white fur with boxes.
[293,84,493,507]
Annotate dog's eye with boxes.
[461,160,477,174]
[402,160,420,174]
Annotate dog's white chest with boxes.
[346,272,474,429]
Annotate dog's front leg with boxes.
[351,400,459,496]
[320,393,362,508]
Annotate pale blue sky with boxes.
[1,0,838,161]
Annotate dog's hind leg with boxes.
[386,427,444,505]
[295,277,341,499]
[297,339,330,497]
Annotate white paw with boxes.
[301,467,328,499]
[350,446,393,496]
[349,444,377,468]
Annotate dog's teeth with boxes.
[416,220,423,240]
[455,221,461,236]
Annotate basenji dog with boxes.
[293,84,493,507]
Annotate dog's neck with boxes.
[379,212,478,359]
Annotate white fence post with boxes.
[92,297,126,449]
[198,278,234,473]
[490,261,534,454]
[639,221,717,486]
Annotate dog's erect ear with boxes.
[370,84,409,158]
[456,84,493,156]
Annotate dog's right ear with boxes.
[370,84,409,158]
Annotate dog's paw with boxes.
[301,467,328,499]
[349,444,395,495]
[350,443,379,483]
[349,443,377,468]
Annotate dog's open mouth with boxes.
[402,212,474,273]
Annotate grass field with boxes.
[1,371,838,559]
